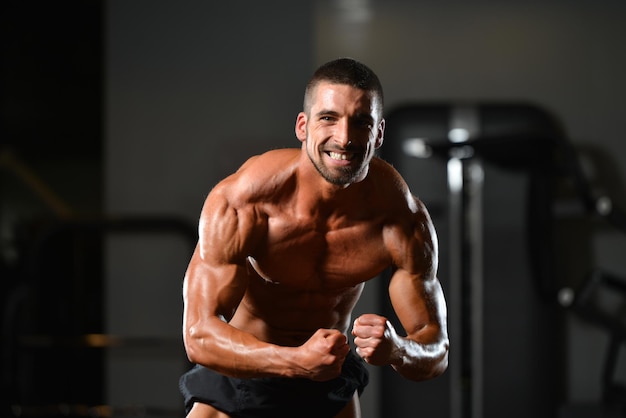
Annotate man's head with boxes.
[303,58,384,122]
[296,58,385,187]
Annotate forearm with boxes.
[183,317,301,378]
[385,268,450,380]
[390,331,449,381]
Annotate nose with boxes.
[335,118,352,148]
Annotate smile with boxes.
[328,151,354,161]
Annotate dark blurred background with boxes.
[1,1,625,417]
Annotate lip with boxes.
[324,150,356,166]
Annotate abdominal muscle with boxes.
[228,273,365,347]
[229,219,389,346]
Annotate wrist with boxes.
[390,352,407,368]
[281,346,305,378]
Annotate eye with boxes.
[319,115,337,123]
[354,116,373,129]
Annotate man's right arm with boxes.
[181,186,349,380]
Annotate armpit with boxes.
[247,256,281,285]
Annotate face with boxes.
[295,81,385,186]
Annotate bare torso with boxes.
[223,149,404,346]
[182,74,449,418]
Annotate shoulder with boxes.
[197,149,299,262]
[367,157,433,235]
[368,157,421,215]
[237,148,300,174]
[210,148,299,206]
[370,158,438,274]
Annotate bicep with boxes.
[386,199,446,340]
[184,189,260,323]
[388,269,447,341]
[183,245,248,323]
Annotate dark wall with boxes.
[1,1,105,415]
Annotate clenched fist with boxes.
[352,314,401,366]
[297,328,350,381]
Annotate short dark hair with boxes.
[303,58,384,115]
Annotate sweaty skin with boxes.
[182,82,449,418]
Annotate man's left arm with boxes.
[352,201,449,381]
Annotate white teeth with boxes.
[329,152,348,160]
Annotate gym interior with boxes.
[2,1,625,417]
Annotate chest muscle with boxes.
[250,217,390,289]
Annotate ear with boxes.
[295,112,307,143]
[374,118,385,148]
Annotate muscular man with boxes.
[179,58,449,418]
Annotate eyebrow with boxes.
[315,109,340,118]
[354,113,375,122]
[314,110,374,123]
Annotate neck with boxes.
[295,155,367,217]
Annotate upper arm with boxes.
[183,185,263,328]
[385,198,447,342]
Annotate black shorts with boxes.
[179,350,369,418]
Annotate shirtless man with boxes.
[179,58,449,418]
